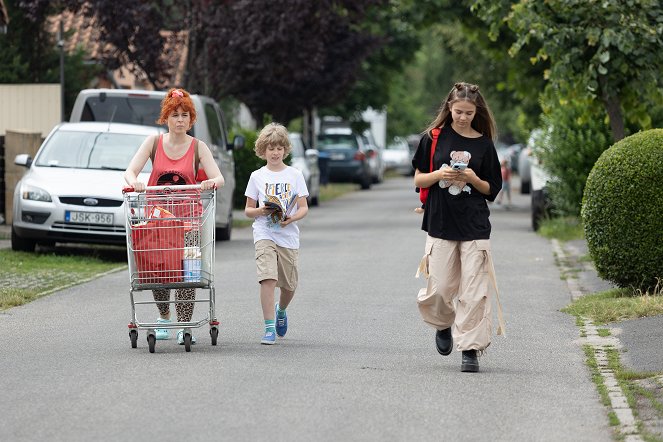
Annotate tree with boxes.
[18,0,182,90]
[476,0,663,141]
[378,0,547,142]
[195,0,386,125]
[2,0,100,117]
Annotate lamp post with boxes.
[57,19,65,121]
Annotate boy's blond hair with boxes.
[254,123,292,159]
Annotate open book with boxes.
[264,194,298,224]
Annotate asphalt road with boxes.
[0,177,610,441]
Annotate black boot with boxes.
[461,350,479,372]
[435,328,453,356]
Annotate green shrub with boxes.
[581,129,663,291]
[230,128,263,209]
[538,103,611,216]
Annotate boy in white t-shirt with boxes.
[245,123,309,345]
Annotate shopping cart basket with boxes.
[123,184,217,353]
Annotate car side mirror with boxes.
[304,149,319,160]
[14,154,32,168]
[231,135,245,150]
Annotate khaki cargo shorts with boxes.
[254,239,299,291]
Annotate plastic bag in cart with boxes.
[131,218,185,284]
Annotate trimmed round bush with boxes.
[582,129,663,292]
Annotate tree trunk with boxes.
[598,75,625,142]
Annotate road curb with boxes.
[553,239,644,441]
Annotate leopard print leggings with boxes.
[152,230,199,322]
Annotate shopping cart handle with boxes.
[122,186,135,193]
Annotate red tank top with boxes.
[147,135,200,219]
[148,135,197,187]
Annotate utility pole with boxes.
[57,19,65,121]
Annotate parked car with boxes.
[289,132,320,206]
[518,129,545,194]
[11,122,160,252]
[531,157,553,231]
[528,130,554,231]
[69,88,244,240]
[383,136,413,175]
[362,130,385,184]
[317,128,372,190]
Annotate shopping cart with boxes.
[123,184,217,353]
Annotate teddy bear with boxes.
[439,150,472,195]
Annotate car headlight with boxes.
[22,184,52,202]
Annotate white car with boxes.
[383,137,413,175]
[11,122,161,252]
[289,133,320,206]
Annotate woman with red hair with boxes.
[125,87,225,345]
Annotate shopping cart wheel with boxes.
[129,330,138,348]
[147,334,156,353]
[210,327,218,346]
[184,333,192,352]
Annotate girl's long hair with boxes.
[424,82,497,141]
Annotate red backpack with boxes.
[418,128,441,204]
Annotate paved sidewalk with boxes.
[556,238,663,374]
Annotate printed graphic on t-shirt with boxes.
[156,171,190,187]
[439,150,472,195]
[264,182,295,229]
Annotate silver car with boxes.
[383,136,413,175]
[11,122,161,252]
[289,133,320,206]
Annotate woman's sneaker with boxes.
[155,318,171,340]
[177,329,197,345]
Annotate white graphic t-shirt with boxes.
[245,166,309,249]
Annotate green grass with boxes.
[562,288,663,325]
[584,345,613,408]
[319,183,358,202]
[597,328,611,337]
[232,218,254,229]
[0,249,125,310]
[537,216,585,241]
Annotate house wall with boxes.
[0,84,61,137]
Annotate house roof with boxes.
[46,9,188,89]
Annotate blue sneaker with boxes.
[155,318,171,340]
[261,331,276,345]
[275,304,288,337]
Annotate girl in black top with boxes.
[412,82,503,373]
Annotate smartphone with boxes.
[452,162,467,171]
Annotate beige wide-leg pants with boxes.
[416,235,504,352]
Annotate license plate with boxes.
[65,211,114,225]
[330,153,345,160]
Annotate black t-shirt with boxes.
[412,125,502,241]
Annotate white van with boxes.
[70,89,244,240]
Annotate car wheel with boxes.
[11,227,37,252]
[360,174,371,190]
[216,213,232,241]
[531,188,550,231]
[521,180,530,194]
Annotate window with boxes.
[204,104,224,146]
[81,96,162,127]
[36,130,150,171]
